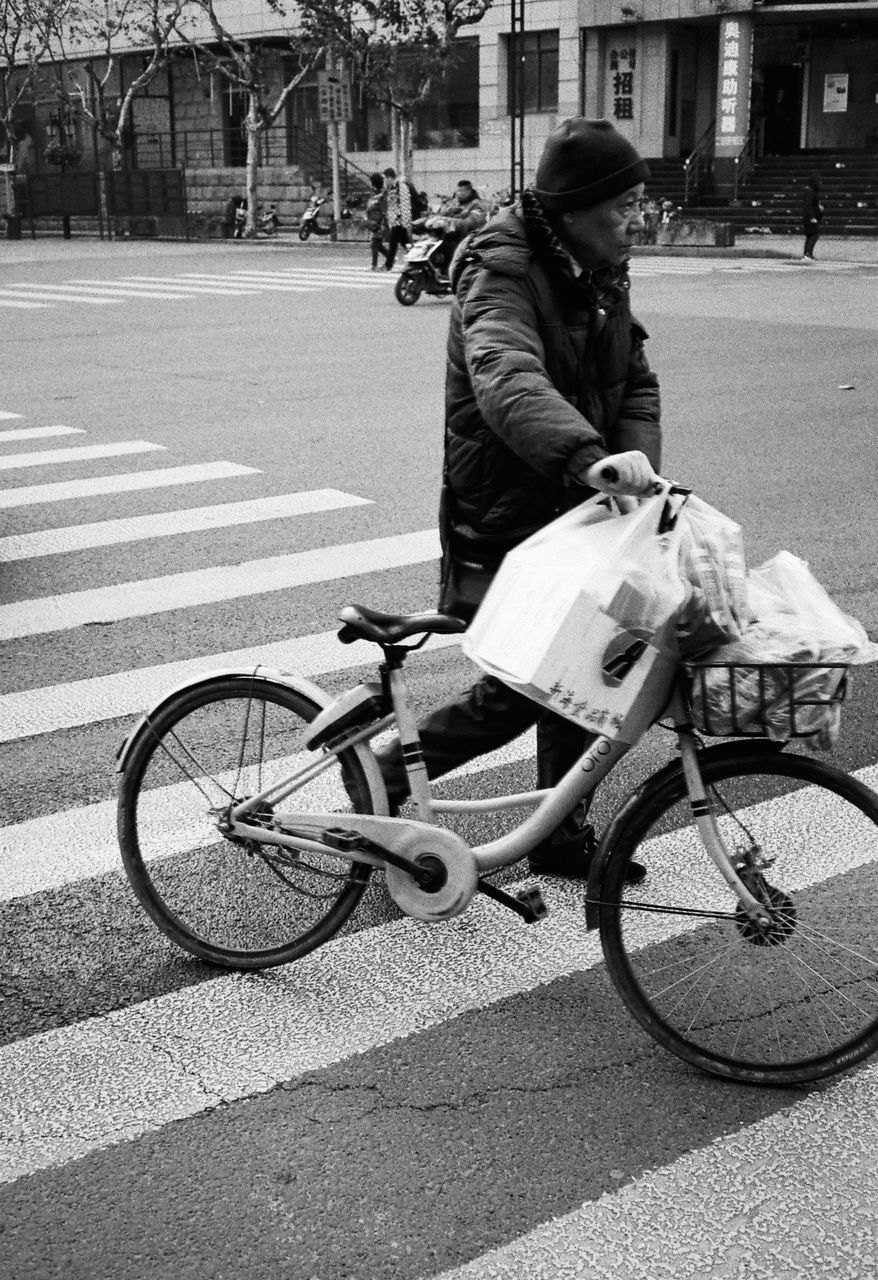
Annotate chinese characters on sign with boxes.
[317,71,352,123]
[610,47,636,122]
[546,680,627,734]
[719,20,741,137]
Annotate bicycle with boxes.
[116,493,878,1087]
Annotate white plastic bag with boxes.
[676,496,751,656]
[462,491,686,742]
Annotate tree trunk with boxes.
[244,93,260,239]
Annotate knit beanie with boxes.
[533,118,650,213]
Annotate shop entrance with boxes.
[761,64,803,154]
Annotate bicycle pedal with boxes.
[321,827,365,852]
[516,886,548,923]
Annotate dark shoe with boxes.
[528,823,646,884]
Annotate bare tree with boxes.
[171,0,322,238]
[298,0,494,178]
[0,0,69,218]
[53,0,192,169]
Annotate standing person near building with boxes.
[382,167,422,270]
[374,118,661,883]
[802,174,824,260]
[365,172,390,271]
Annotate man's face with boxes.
[456,183,473,203]
[559,183,646,269]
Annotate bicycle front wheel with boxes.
[118,676,379,970]
[599,747,878,1084]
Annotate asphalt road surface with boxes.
[1,238,877,1279]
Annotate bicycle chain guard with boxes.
[383,827,479,922]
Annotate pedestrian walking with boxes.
[802,174,824,260]
[382,167,422,270]
[365,172,390,270]
[373,118,661,883]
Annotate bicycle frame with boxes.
[223,661,771,924]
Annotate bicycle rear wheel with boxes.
[118,675,379,970]
[598,746,878,1084]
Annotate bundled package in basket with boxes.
[690,551,878,748]
[675,495,752,657]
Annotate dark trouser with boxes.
[375,673,593,818]
[803,224,820,257]
[386,225,410,268]
[370,234,389,268]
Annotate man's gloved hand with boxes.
[584,450,660,497]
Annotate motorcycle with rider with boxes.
[394,180,488,306]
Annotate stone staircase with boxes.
[686,150,878,237]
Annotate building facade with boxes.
[9,0,878,206]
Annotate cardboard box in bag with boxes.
[463,557,678,744]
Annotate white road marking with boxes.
[0,424,84,443]
[0,626,461,742]
[0,527,440,639]
[203,270,383,290]
[156,273,317,293]
[0,439,164,472]
[0,296,50,309]
[1,761,876,1185]
[0,488,372,561]
[0,460,259,509]
[78,276,264,297]
[126,273,316,294]
[0,286,124,305]
[435,1062,878,1280]
[0,411,23,419]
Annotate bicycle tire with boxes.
[118,675,378,970]
[395,272,422,306]
[598,746,878,1084]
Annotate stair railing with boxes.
[732,119,765,203]
[682,120,715,205]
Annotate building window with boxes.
[414,38,479,149]
[508,30,559,114]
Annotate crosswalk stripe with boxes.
[152,273,317,293]
[0,287,124,305]
[0,626,461,742]
[0,411,23,419]
[50,283,200,301]
[0,488,372,562]
[0,424,84,443]
[2,762,876,1185]
[435,1061,878,1280]
[0,459,259,509]
[0,296,50,309]
[195,270,383,290]
[0,527,440,640]
[0,439,164,473]
[79,276,265,296]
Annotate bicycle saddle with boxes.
[337,604,467,645]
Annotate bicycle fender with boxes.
[584,738,786,930]
[115,666,345,774]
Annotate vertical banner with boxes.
[823,73,849,113]
[713,15,754,159]
[609,43,638,128]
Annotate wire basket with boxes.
[684,661,849,739]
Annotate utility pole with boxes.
[509,0,525,199]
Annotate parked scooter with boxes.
[258,203,280,237]
[298,191,350,241]
[394,216,455,306]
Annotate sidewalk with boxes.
[1,228,875,265]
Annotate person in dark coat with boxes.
[365,172,390,270]
[802,175,824,260]
[376,119,662,881]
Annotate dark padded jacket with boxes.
[442,203,661,564]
